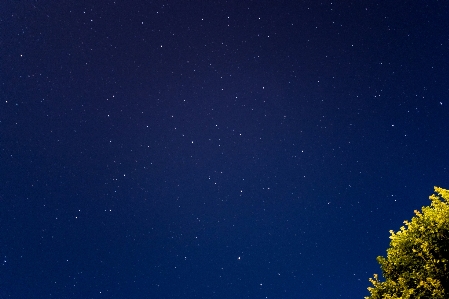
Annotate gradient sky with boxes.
[1,1,449,298]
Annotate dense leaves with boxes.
[366,187,449,299]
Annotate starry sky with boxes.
[1,1,449,298]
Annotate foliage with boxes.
[365,186,449,299]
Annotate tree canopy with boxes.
[365,186,449,299]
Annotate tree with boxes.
[365,186,449,299]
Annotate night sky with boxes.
[1,1,449,298]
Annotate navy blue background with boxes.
[1,1,448,298]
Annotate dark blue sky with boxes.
[1,1,448,298]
